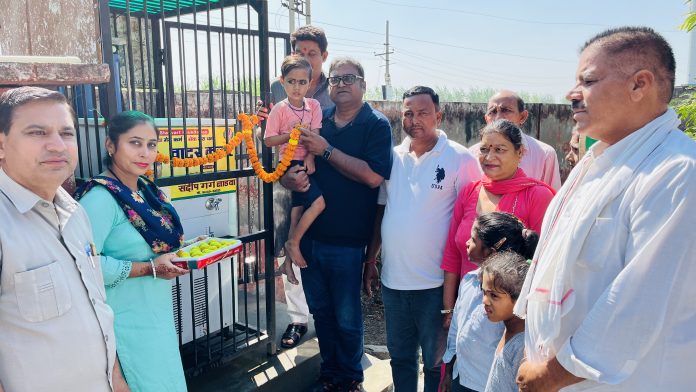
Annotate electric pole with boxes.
[374,20,394,100]
[282,1,310,33]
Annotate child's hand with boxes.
[305,159,316,174]
[256,100,272,121]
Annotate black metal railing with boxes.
[72,0,291,376]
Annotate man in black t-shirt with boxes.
[282,57,392,390]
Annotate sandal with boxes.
[342,380,364,392]
[313,377,340,392]
[280,323,307,348]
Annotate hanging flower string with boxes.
[148,113,301,183]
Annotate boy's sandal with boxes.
[280,323,307,348]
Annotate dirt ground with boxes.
[361,286,388,347]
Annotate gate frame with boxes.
[93,0,285,374]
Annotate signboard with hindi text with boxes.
[155,118,238,200]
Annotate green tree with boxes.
[673,1,696,140]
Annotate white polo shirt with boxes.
[379,130,481,290]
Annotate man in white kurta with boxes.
[469,90,561,190]
[514,27,696,391]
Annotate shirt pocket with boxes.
[14,261,73,322]
[576,217,616,270]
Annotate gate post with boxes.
[97,0,119,121]
[254,0,277,356]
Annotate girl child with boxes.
[480,251,529,392]
[441,212,538,392]
[263,54,325,281]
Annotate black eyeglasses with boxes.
[327,74,364,86]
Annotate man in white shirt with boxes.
[364,86,480,392]
[514,27,696,391]
[470,90,561,190]
[0,87,128,391]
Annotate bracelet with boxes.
[150,259,157,279]
[440,309,454,314]
[364,259,378,265]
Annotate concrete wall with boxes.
[367,100,576,182]
[0,0,100,63]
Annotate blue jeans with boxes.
[300,239,365,383]
[382,285,447,392]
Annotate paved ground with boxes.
[185,275,429,391]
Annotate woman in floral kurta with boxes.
[77,111,189,392]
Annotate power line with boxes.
[371,0,608,27]
[312,20,573,63]
[395,49,568,82]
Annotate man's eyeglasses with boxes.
[327,74,364,86]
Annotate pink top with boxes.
[264,97,322,160]
[440,176,554,277]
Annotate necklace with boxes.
[288,99,306,125]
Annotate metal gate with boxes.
[69,0,290,376]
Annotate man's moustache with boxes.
[571,100,586,111]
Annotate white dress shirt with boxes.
[0,169,116,392]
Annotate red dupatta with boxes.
[481,169,556,215]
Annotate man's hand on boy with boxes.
[280,165,310,192]
[300,128,329,156]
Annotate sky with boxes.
[265,0,694,101]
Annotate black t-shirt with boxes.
[306,102,393,247]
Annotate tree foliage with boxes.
[673,1,696,140]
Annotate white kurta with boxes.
[519,111,696,391]
[470,133,561,190]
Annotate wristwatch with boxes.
[322,145,335,160]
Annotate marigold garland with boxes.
[149,113,301,183]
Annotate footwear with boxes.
[312,376,340,392]
[280,323,307,349]
[341,380,364,392]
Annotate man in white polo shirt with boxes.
[364,86,480,392]
[470,90,561,190]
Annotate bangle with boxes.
[150,259,157,279]
[364,259,378,265]
[440,309,454,314]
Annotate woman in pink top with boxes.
[441,119,555,327]
[264,55,324,282]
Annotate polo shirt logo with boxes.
[432,165,445,189]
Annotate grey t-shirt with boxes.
[484,332,525,392]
